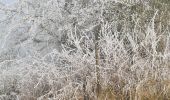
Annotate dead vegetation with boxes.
[0,0,170,100]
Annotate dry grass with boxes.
[75,79,170,100]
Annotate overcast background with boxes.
[0,0,16,5]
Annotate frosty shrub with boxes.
[0,0,170,100]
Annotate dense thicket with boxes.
[0,0,170,100]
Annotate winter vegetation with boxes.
[0,0,170,100]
